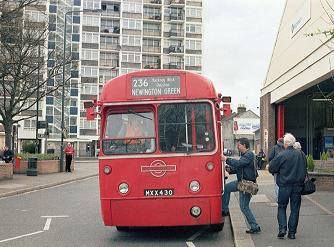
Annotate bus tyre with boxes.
[116,226,129,231]
[210,223,224,232]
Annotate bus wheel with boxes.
[116,226,129,231]
[210,223,224,232]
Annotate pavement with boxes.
[228,170,334,247]
[0,160,99,198]
[0,161,333,247]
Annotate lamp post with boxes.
[60,8,102,172]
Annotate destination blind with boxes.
[131,76,181,96]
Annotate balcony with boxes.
[101,4,120,17]
[168,30,184,38]
[163,62,183,69]
[143,63,161,69]
[170,13,184,21]
[143,46,161,53]
[101,26,120,34]
[99,59,119,68]
[166,0,185,4]
[143,0,162,4]
[144,14,162,21]
[143,29,161,37]
[168,45,183,53]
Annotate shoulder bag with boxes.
[237,160,259,195]
[301,173,316,195]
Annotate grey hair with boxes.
[284,133,296,147]
[293,141,301,150]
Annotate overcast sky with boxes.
[202,0,286,114]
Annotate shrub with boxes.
[17,153,59,161]
[22,140,36,153]
[307,154,314,172]
[320,152,329,161]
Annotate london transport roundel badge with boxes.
[141,160,177,177]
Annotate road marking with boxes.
[43,218,52,231]
[0,231,43,243]
[305,195,334,216]
[187,227,207,241]
[41,215,69,218]
[186,241,196,247]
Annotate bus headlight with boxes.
[119,183,129,194]
[190,206,201,217]
[206,162,214,171]
[189,180,200,192]
[103,165,112,175]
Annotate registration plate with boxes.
[144,189,174,197]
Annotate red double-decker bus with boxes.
[87,70,225,231]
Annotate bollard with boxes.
[27,157,38,176]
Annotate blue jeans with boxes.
[277,185,303,234]
[222,180,260,230]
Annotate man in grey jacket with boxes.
[269,133,307,240]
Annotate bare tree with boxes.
[0,1,72,148]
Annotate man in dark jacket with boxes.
[222,138,261,234]
[2,146,13,163]
[269,133,307,240]
[268,138,284,198]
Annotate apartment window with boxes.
[186,7,202,18]
[70,100,77,107]
[122,19,142,30]
[80,118,97,129]
[143,23,160,32]
[100,36,119,49]
[164,39,182,48]
[46,106,53,115]
[24,120,36,129]
[123,2,142,13]
[122,35,141,46]
[163,55,183,64]
[83,0,100,10]
[143,39,160,48]
[185,55,201,66]
[144,7,161,18]
[122,52,141,63]
[101,19,119,29]
[81,66,98,77]
[186,24,201,34]
[25,11,47,22]
[82,16,100,26]
[82,32,99,43]
[82,49,99,60]
[185,39,201,50]
[100,52,119,67]
[81,84,98,95]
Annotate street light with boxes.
[60,8,102,172]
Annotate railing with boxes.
[101,26,120,34]
[168,45,183,53]
[143,46,161,53]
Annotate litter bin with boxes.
[15,156,21,169]
[27,157,38,176]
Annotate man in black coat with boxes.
[269,133,307,240]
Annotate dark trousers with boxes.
[277,185,303,234]
[65,155,72,172]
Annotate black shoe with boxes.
[222,211,230,217]
[288,233,296,239]
[246,227,261,234]
[277,230,286,239]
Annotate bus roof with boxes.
[100,70,218,103]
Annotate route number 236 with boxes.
[133,79,148,88]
